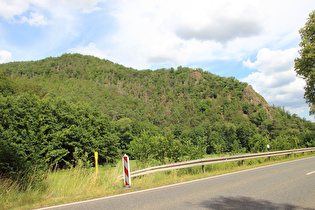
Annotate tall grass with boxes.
[0,172,47,210]
[1,152,314,209]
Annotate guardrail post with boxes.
[238,160,244,166]
[202,165,205,173]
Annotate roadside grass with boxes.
[1,152,314,210]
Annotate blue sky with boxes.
[0,0,315,121]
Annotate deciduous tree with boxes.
[294,10,315,114]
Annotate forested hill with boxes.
[0,53,314,170]
[0,53,283,125]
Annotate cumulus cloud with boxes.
[242,48,308,115]
[104,0,315,70]
[107,0,260,68]
[243,48,299,73]
[34,0,104,14]
[0,0,29,19]
[176,18,263,43]
[20,12,48,26]
[0,0,104,23]
[68,43,112,61]
[52,0,102,12]
[0,50,12,63]
[2,0,312,69]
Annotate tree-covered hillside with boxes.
[1,54,314,175]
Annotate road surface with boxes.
[40,156,315,209]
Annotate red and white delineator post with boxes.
[122,154,131,187]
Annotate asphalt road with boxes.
[40,156,315,210]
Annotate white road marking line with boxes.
[306,170,315,176]
[36,156,315,210]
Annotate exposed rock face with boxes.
[242,85,267,106]
[189,71,203,83]
[242,85,273,119]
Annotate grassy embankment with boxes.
[1,152,315,210]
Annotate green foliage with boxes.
[249,109,267,126]
[299,129,315,147]
[0,53,314,175]
[236,121,258,151]
[0,139,28,179]
[0,93,119,180]
[271,136,292,151]
[129,131,181,163]
[249,134,270,153]
[294,10,315,114]
[182,137,207,160]
[0,70,17,96]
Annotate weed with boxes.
[1,152,314,209]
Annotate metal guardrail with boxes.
[118,147,315,180]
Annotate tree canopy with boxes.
[295,10,315,115]
[0,53,314,181]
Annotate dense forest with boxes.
[1,53,315,177]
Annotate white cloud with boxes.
[103,0,315,70]
[175,15,263,43]
[2,0,314,69]
[242,48,308,116]
[0,0,105,24]
[20,12,48,26]
[0,50,12,63]
[68,43,113,61]
[50,0,102,12]
[105,1,244,68]
[33,0,104,15]
[243,48,299,73]
[0,0,30,19]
